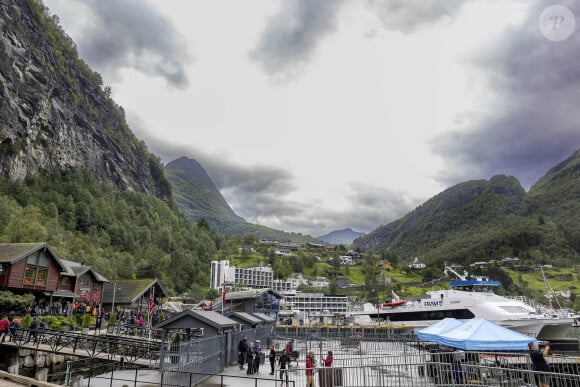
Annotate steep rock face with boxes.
[0,0,170,201]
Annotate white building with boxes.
[282,292,349,316]
[409,257,426,269]
[232,265,273,289]
[210,260,230,291]
[210,260,274,291]
[310,276,330,288]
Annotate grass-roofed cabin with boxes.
[101,278,166,318]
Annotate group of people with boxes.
[238,336,334,386]
[0,315,48,343]
[237,335,263,375]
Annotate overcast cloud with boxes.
[44,0,580,237]
[432,0,580,188]
[250,0,343,80]
[367,0,469,33]
[46,0,190,88]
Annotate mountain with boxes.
[527,149,580,252]
[353,172,579,265]
[0,0,218,294]
[165,157,324,244]
[165,157,245,230]
[317,228,365,245]
[0,0,170,202]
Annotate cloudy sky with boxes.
[43,0,580,237]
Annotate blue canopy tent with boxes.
[417,318,463,342]
[428,318,538,351]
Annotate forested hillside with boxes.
[353,173,579,266]
[0,171,222,294]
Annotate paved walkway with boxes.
[199,364,292,387]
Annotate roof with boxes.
[229,312,263,325]
[225,288,283,301]
[251,312,276,323]
[427,318,538,351]
[60,259,108,282]
[52,290,79,298]
[0,243,66,271]
[155,310,238,330]
[101,279,167,304]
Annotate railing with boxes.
[2,327,161,365]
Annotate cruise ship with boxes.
[351,266,573,340]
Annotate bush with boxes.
[21,314,32,328]
[108,312,117,326]
[82,314,94,329]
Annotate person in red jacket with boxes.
[0,316,10,343]
[306,351,316,387]
[322,350,333,367]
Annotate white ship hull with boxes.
[352,288,572,340]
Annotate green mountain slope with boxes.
[353,173,578,265]
[527,149,580,253]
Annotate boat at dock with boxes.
[350,265,573,340]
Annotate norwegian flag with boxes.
[149,287,155,313]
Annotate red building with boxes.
[0,243,108,313]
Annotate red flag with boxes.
[149,287,155,313]
[222,275,226,313]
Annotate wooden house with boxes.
[0,242,66,296]
[58,259,108,305]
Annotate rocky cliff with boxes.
[0,0,170,201]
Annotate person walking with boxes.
[268,344,276,375]
[254,339,262,373]
[306,351,316,387]
[26,317,38,343]
[246,342,255,375]
[278,349,291,387]
[529,341,551,387]
[238,335,248,370]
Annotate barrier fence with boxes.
[55,326,580,386]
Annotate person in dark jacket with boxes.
[238,335,248,370]
[268,344,276,375]
[26,317,38,343]
[254,340,262,373]
[278,349,290,387]
[529,342,550,387]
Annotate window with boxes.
[60,276,71,288]
[23,251,50,288]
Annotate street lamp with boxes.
[111,282,121,313]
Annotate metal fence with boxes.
[66,325,580,386]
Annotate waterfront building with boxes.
[281,292,348,317]
[210,260,273,291]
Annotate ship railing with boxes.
[506,295,548,312]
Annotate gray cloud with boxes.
[46,0,190,89]
[234,183,422,237]
[129,115,419,235]
[432,0,580,188]
[250,0,343,80]
[367,0,469,34]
